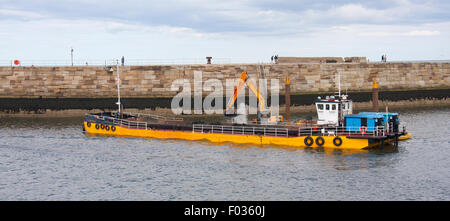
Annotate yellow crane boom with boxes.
[225,72,266,114]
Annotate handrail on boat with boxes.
[192,124,289,137]
[122,112,184,121]
[296,125,395,137]
[86,114,148,130]
[193,124,396,138]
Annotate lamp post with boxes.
[71,47,74,66]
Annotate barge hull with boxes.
[84,122,373,149]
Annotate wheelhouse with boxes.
[315,95,352,126]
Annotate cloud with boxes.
[303,0,449,25]
[2,0,449,35]
[0,0,449,61]
[327,4,389,22]
[0,16,211,37]
[358,30,440,37]
[403,30,440,36]
[0,8,47,20]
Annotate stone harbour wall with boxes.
[0,62,449,99]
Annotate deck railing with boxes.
[192,124,289,137]
[113,118,148,129]
[122,112,183,122]
[87,114,148,130]
[297,125,395,137]
[193,124,395,138]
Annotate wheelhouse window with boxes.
[325,104,330,110]
[317,104,324,110]
[332,104,336,110]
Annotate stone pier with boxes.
[0,62,449,113]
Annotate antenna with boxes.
[337,71,341,98]
[386,105,389,131]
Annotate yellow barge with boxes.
[83,112,408,150]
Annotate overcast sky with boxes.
[1,0,449,63]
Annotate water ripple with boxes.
[0,109,449,200]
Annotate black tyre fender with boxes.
[87,122,91,128]
[105,125,110,131]
[100,124,105,130]
[333,137,343,146]
[304,136,314,146]
[316,136,325,146]
[111,126,116,132]
[95,124,100,130]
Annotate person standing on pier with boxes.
[121,56,125,66]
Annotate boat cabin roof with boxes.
[358,112,398,116]
[314,100,342,104]
[314,95,352,104]
[344,114,384,119]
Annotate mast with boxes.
[116,59,121,113]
